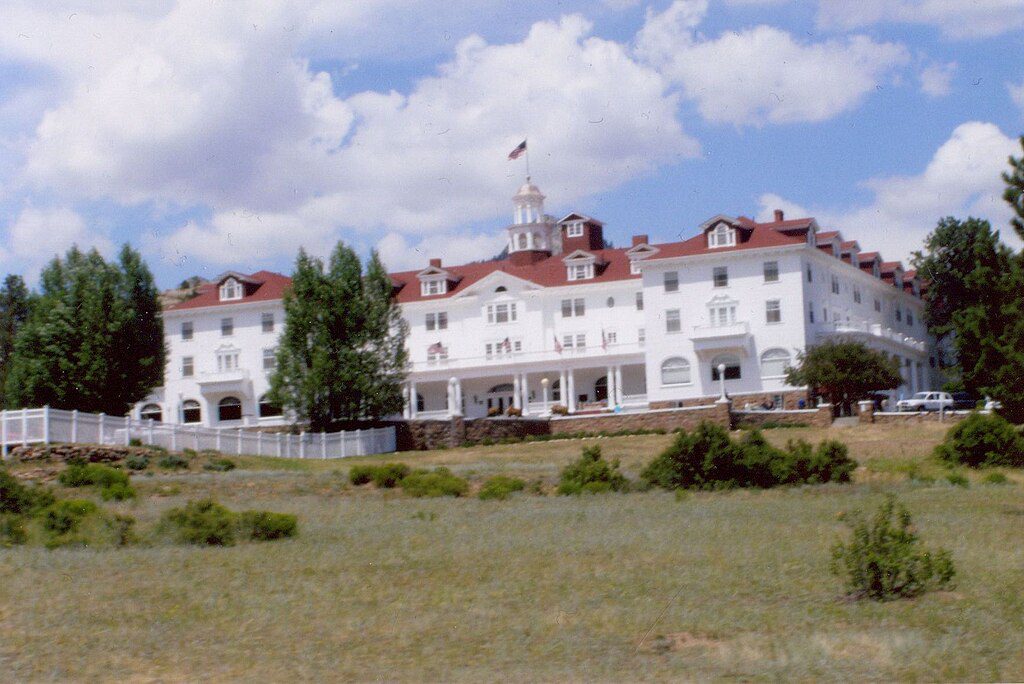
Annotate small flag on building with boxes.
[508,140,527,160]
[502,337,512,352]
[553,334,562,353]
[428,342,444,355]
[601,329,608,351]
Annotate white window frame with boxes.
[763,261,779,283]
[219,279,242,301]
[220,317,233,337]
[485,302,518,325]
[567,263,593,281]
[425,311,448,331]
[217,349,240,373]
[853,287,861,304]
[665,309,681,333]
[561,298,585,318]
[638,328,645,345]
[427,345,449,363]
[635,291,643,311]
[181,321,193,341]
[707,297,738,327]
[262,348,276,370]
[566,222,584,238]
[660,357,692,386]
[713,266,728,288]
[421,278,446,296]
[181,356,194,378]
[760,348,791,378]
[831,275,840,295]
[766,299,781,324]
[664,271,679,292]
[708,224,736,248]
[485,339,522,359]
[261,312,274,333]
[630,261,642,275]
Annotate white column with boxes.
[454,378,463,417]
[542,378,550,414]
[606,365,615,408]
[410,380,418,418]
[558,369,567,408]
[910,360,919,394]
[447,377,457,417]
[513,374,522,410]
[520,373,530,415]
[567,368,576,414]
[402,384,411,419]
[615,365,624,405]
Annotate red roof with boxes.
[165,270,291,311]
[816,231,840,241]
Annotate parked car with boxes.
[951,392,979,410]
[896,391,954,412]
[984,397,1003,411]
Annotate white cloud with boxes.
[636,0,909,126]
[815,0,1024,40]
[919,62,956,97]
[2,206,115,280]
[755,122,1020,262]
[376,231,508,272]
[1009,80,1024,113]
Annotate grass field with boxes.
[2,423,1024,681]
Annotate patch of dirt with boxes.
[11,467,59,482]
[638,631,723,654]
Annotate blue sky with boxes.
[0,0,1022,288]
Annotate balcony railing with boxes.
[817,321,926,352]
[197,368,251,386]
[412,340,645,373]
[690,321,750,340]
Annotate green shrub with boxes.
[642,423,857,491]
[557,445,629,495]
[0,513,27,546]
[58,463,130,489]
[1,468,54,515]
[371,463,410,488]
[478,475,526,500]
[348,465,376,486]
[982,472,1009,485]
[203,458,237,472]
[945,472,969,487]
[236,510,298,541]
[158,453,190,470]
[400,468,469,498]
[43,499,99,535]
[125,454,150,471]
[182,448,197,458]
[100,482,137,501]
[934,412,1024,468]
[831,495,955,600]
[159,499,237,546]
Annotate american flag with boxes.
[502,337,512,352]
[428,342,445,354]
[553,334,562,353]
[601,329,608,351]
[507,140,527,160]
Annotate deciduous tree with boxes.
[785,340,902,413]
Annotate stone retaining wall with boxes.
[731,405,833,429]
[8,443,156,463]
[550,402,730,434]
[650,389,811,411]
[395,417,550,451]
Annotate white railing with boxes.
[0,407,395,460]
[818,321,926,352]
[411,340,645,372]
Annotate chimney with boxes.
[631,234,649,247]
[773,209,784,222]
[429,258,442,268]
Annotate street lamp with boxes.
[541,377,550,415]
[717,363,727,403]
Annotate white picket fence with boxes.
[0,407,395,460]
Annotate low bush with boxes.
[236,510,298,541]
[0,512,26,546]
[125,454,150,471]
[478,475,526,500]
[38,499,135,548]
[348,465,376,486]
[182,448,197,458]
[400,468,469,498]
[506,406,522,417]
[1,468,54,515]
[934,412,1024,468]
[982,472,1009,485]
[203,458,237,472]
[641,423,856,491]
[486,407,501,417]
[58,463,130,489]
[100,482,137,501]
[557,445,629,495]
[550,404,569,416]
[158,453,190,470]
[831,495,955,600]
[159,499,237,546]
[945,472,969,488]
[371,463,410,488]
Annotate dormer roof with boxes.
[165,271,290,311]
[213,271,261,286]
[625,242,660,260]
[557,212,604,226]
[561,248,601,264]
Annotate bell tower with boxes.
[507,178,556,266]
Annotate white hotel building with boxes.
[137,180,936,426]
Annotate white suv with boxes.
[896,391,954,412]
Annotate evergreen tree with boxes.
[4,246,165,414]
[269,244,408,431]
[1003,135,1024,241]
[0,275,31,407]
[785,341,902,413]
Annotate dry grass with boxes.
[2,422,1023,681]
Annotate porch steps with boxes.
[831,416,860,428]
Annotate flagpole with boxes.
[525,137,531,180]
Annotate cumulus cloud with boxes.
[1009,80,1024,114]
[755,122,1020,262]
[919,62,956,97]
[376,231,508,272]
[815,0,1024,40]
[636,0,909,126]
[2,206,115,280]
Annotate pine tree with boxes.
[4,245,165,414]
[1003,135,1024,241]
[361,250,408,418]
[0,275,31,408]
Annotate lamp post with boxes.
[541,377,550,415]
[717,363,727,403]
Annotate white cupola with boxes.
[512,177,545,225]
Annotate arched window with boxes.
[218,396,242,422]
[258,395,282,418]
[140,404,162,422]
[533,232,543,248]
[760,349,791,378]
[661,357,691,385]
[711,354,742,381]
[594,376,608,402]
[494,286,507,293]
[182,400,201,424]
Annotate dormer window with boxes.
[421,279,447,296]
[566,222,584,238]
[219,278,242,301]
[568,263,593,281]
[708,223,736,248]
[630,261,642,275]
